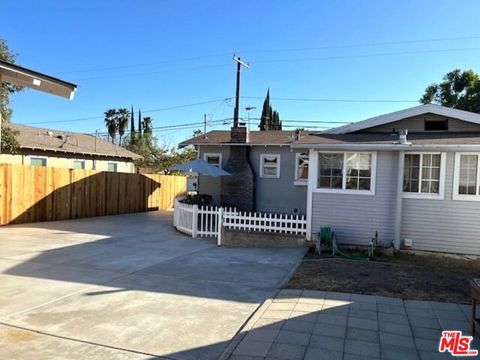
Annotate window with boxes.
[317,152,376,194]
[260,154,280,178]
[294,152,309,184]
[107,162,118,172]
[318,153,343,189]
[425,119,448,131]
[346,153,372,190]
[453,153,480,200]
[203,153,222,168]
[72,160,85,170]
[29,157,47,167]
[403,153,445,198]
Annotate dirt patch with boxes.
[286,253,480,304]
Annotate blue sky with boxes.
[3,0,480,146]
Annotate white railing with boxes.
[173,201,307,245]
[223,210,307,235]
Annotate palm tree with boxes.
[142,116,153,135]
[117,108,129,145]
[104,109,118,144]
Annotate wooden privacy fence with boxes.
[0,164,187,225]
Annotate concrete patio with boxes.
[229,289,478,360]
[0,211,306,359]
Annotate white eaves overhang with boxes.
[290,143,480,152]
[0,60,77,99]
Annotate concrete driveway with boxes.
[0,211,305,360]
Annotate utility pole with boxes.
[232,55,250,128]
[245,106,256,131]
[203,113,208,139]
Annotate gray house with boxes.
[180,104,480,256]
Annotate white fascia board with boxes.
[321,104,480,134]
[290,143,480,151]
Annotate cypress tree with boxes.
[130,106,136,144]
[258,89,282,131]
[138,109,142,138]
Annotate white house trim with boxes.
[203,153,223,168]
[26,155,48,167]
[401,152,446,200]
[452,152,480,201]
[294,152,309,186]
[321,104,480,135]
[259,154,281,178]
[394,151,405,250]
[314,151,377,196]
[306,149,318,241]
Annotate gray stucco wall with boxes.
[362,114,480,133]
[401,152,480,255]
[311,151,397,247]
[197,145,307,213]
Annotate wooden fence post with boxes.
[217,207,223,246]
[192,204,198,238]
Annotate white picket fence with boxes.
[173,200,307,245]
[223,209,307,235]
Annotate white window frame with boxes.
[260,154,281,178]
[72,159,86,170]
[27,155,48,167]
[314,151,377,195]
[107,162,118,172]
[203,153,223,168]
[402,152,446,200]
[294,152,309,186]
[453,152,480,201]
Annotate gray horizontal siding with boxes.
[401,152,480,255]
[311,151,396,246]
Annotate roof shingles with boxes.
[8,123,141,159]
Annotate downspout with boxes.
[394,150,404,250]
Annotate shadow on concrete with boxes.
[0,212,306,359]
[7,171,161,225]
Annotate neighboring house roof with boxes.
[291,132,480,149]
[322,104,480,134]
[179,130,311,147]
[8,123,141,160]
[0,60,77,100]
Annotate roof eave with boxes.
[291,143,480,151]
[19,145,140,160]
[322,104,480,135]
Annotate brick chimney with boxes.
[221,126,255,211]
[230,126,249,143]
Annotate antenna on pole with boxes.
[232,55,250,128]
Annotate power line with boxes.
[242,96,418,103]
[50,35,480,76]
[254,47,480,65]
[23,98,230,125]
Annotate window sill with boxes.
[452,194,480,202]
[260,175,280,179]
[294,180,308,186]
[402,193,444,200]
[312,188,375,196]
